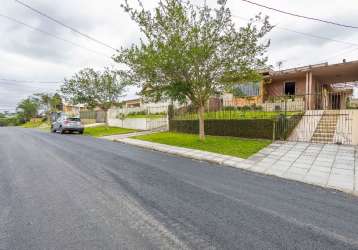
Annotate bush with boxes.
[0,117,22,127]
[223,106,237,111]
[128,111,146,116]
[241,105,251,111]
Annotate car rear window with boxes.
[68,117,80,121]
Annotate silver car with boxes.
[51,114,84,134]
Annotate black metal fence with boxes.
[169,91,356,142]
[269,92,355,143]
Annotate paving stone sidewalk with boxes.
[116,138,357,195]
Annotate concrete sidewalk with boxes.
[101,130,155,141]
[117,138,358,195]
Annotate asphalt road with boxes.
[1,127,358,250]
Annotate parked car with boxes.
[51,113,84,134]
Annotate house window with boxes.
[233,82,260,97]
[284,81,296,96]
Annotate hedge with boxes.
[169,119,274,139]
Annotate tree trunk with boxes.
[198,105,205,140]
[103,109,109,126]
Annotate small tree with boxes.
[60,68,126,111]
[16,97,40,122]
[115,0,272,140]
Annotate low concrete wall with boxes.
[263,99,305,112]
[108,117,168,130]
[351,110,358,145]
[288,110,323,142]
[108,118,148,130]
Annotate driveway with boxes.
[250,141,357,193]
[1,128,358,249]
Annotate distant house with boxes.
[122,98,142,108]
[62,103,86,115]
[120,98,175,110]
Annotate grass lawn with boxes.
[133,132,271,159]
[21,120,50,129]
[126,114,166,119]
[84,126,136,137]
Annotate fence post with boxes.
[273,120,276,141]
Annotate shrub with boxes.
[0,117,22,127]
[242,105,251,111]
[223,106,237,111]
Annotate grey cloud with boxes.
[1,0,358,111]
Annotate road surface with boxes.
[1,127,358,249]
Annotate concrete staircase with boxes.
[311,110,339,144]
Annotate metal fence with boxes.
[269,92,355,144]
[171,91,356,143]
[172,99,302,121]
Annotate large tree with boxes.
[60,68,126,110]
[16,97,40,122]
[115,0,272,140]
[34,92,63,120]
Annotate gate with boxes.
[145,106,168,131]
[274,93,353,144]
[96,111,106,123]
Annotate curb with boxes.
[115,138,358,197]
[115,138,253,170]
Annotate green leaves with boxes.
[60,68,127,110]
[115,0,272,107]
[16,97,40,122]
[115,0,272,138]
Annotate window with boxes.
[233,82,260,97]
[284,81,296,96]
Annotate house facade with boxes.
[262,60,358,111]
[225,60,358,145]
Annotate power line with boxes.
[232,15,358,48]
[274,26,358,47]
[0,78,62,84]
[232,15,358,69]
[14,0,120,52]
[0,13,111,58]
[313,46,358,65]
[240,0,358,29]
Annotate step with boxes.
[316,123,336,128]
[312,132,335,136]
[315,127,336,131]
[318,120,338,123]
[311,139,333,144]
[317,120,338,124]
[315,126,336,130]
[311,136,334,141]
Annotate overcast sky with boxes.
[1,0,358,112]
